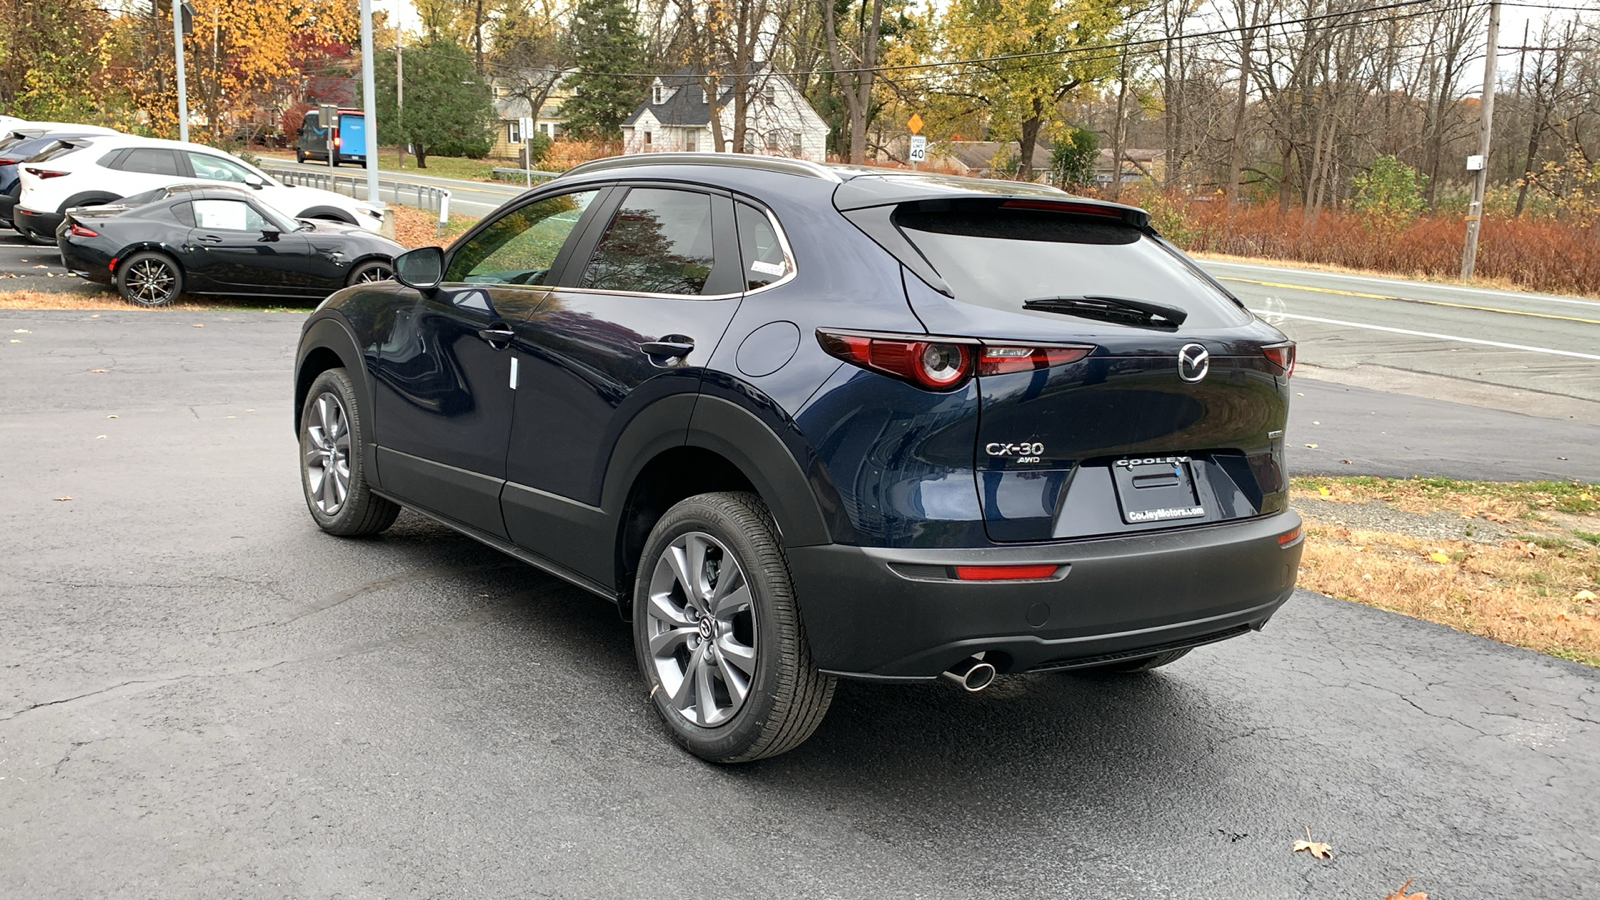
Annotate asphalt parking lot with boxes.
[2,310,1596,898]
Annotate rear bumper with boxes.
[788,511,1303,679]
[58,237,114,284]
[15,206,62,236]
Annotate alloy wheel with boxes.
[303,391,352,514]
[127,258,177,305]
[354,264,393,283]
[645,531,759,727]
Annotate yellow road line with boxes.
[1218,276,1600,325]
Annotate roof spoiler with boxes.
[831,173,1150,229]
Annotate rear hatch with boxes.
[854,192,1293,543]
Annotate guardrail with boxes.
[262,168,451,234]
[491,166,562,185]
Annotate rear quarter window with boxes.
[895,205,1250,328]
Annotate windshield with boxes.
[25,140,88,164]
[895,204,1250,329]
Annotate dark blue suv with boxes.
[294,154,1303,762]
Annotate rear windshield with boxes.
[895,204,1249,328]
[25,140,87,164]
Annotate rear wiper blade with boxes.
[1022,295,1188,328]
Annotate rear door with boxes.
[106,147,187,196]
[499,185,746,580]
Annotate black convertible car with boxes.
[58,183,403,306]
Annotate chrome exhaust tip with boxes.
[940,656,997,692]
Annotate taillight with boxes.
[819,330,1096,390]
[977,344,1092,376]
[1262,341,1296,377]
[333,136,342,147]
[954,564,1060,581]
[24,167,68,179]
[0,157,18,166]
[817,330,975,391]
[69,222,98,237]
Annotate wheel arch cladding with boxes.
[57,190,122,213]
[684,395,833,549]
[297,205,358,224]
[295,315,371,437]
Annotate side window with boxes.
[192,199,267,232]
[443,189,598,284]
[170,201,195,227]
[581,188,716,295]
[119,149,183,176]
[188,152,255,183]
[735,202,790,290]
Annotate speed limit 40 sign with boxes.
[909,134,928,163]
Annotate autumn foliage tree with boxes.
[0,0,115,122]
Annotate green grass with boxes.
[1575,531,1600,545]
[259,149,503,183]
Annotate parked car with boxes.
[59,183,401,307]
[291,154,1303,763]
[0,125,123,229]
[294,108,368,166]
[13,134,384,244]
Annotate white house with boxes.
[620,66,828,162]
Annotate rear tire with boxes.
[1084,648,1192,673]
[295,148,306,164]
[299,368,400,537]
[634,492,834,763]
[116,251,183,307]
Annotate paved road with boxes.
[257,156,527,218]
[1,310,1596,898]
[1205,259,1600,402]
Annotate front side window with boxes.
[443,189,598,285]
[191,199,269,232]
[188,152,256,183]
[119,149,183,176]
[735,202,789,290]
[581,188,717,295]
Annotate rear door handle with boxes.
[477,323,515,349]
[639,336,695,366]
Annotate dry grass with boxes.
[1121,188,1600,298]
[1293,476,1600,667]
[1189,250,1566,298]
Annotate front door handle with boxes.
[197,234,224,244]
[639,336,695,366]
[477,323,515,349]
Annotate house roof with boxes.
[944,141,1051,172]
[622,65,778,128]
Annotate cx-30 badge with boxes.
[1177,343,1209,383]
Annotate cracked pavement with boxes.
[1,309,1596,898]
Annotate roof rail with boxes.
[562,152,844,183]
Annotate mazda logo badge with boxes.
[1177,343,1209,382]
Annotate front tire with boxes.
[346,260,394,286]
[116,251,183,307]
[634,492,834,763]
[295,148,306,164]
[299,368,400,536]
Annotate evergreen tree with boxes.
[560,0,645,140]
[375,38,495,167]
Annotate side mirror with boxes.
[260,227,281,242]
[394,246,443,291]
[243,174,264,189]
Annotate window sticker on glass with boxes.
[750,259,786,277]
[192,199,251,231]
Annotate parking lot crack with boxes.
[219,563,517,634]
[0,677,182,723]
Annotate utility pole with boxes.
[396,40,405,168]
[360,0,380,203]
[173,1,189,141]
[1461,0,1501,280]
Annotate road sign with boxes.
[908,135,928,163]
[907,113,923,135]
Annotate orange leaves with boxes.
[1384,880,1427,900]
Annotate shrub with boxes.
[1049,127,1098,191]
[1352,155,1427,225]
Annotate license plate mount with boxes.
[1111,457,1207,525]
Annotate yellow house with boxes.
[490,68,574,161]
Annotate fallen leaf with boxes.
[1557,456,1568,461]
[1427,551,1451,564]
[1293,827,1332,859]
[1340,459,1351,464]
[106,414,117,419]
[90,314,99,318]
[1318,486,1331,497]
[1312,420,1320,425]
[1575,590,1597,603]
[192,323,203,328]
[54,496,72,502]
[1384,879,1426,900]
[12,329,29,333]
[1305,443,1319,449]
[95,435,106,440]
[90,368,107,373]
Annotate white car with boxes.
[13,135,383,243]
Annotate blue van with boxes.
[295,108,367,166]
